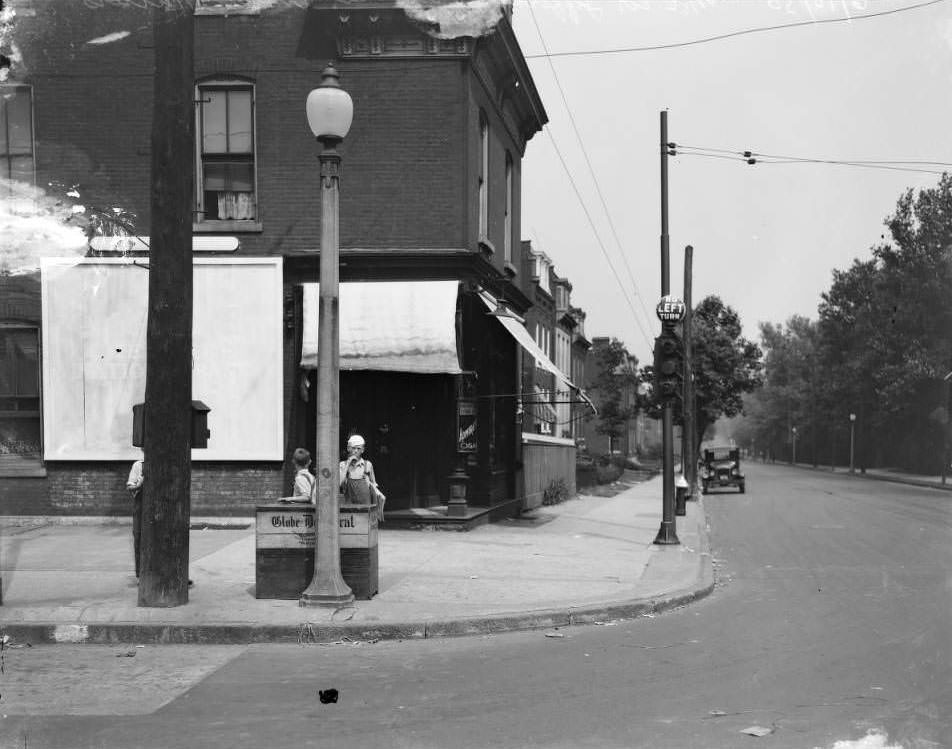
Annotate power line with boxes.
[527,1,657,346]
[674,144,951,175]
[535,126,655,354]
[523,0,947,59]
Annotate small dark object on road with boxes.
[319,689,339,704]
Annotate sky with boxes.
[509,0,952,365]
[2,0,950,368]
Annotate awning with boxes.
[478,289,596,414]
[301,281,462,374]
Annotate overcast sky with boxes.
[510,0,952,364]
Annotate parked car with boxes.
[700,446,745,494]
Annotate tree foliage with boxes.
[689,296,764,450]
[735,174,952,472]
[587,337,639,442]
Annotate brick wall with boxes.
[43,462,282,517]
[17,5,474,255]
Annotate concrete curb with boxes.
[854,472,952,492]
[0,579,715,646]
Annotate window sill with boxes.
[194,2,260,15]
[193,220,263,233]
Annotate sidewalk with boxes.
[0,474,713,645]
[784,460,952,492]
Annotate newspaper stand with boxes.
[255,503,378,600]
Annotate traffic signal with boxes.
[653,325,683,402]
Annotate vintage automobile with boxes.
[700,446,745,494]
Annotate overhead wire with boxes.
[527,0,657,348]
[673,144,951,175]
[522,0,947,59]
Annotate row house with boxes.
[517,240,592,508]
[0,0,600,525]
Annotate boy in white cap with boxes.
[339,434,386,522]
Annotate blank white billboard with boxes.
[41,257,283,461]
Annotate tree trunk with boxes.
[139,4,194,607]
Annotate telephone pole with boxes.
[139,3,195,606]
[654,110,679,545]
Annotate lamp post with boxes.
[300,64,355,607]
[849,413,856,474]
[791,426,797,465]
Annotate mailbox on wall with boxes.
[133,400,211,449]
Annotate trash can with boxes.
[675,474,688,516]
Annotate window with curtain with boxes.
[196,80,257,223]
[0,85,34,193]
[478,111,488,240]
[0,327,41,468]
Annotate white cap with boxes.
[347,434,365,448]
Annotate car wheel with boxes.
[739,483,745,494]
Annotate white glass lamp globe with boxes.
[306,64,353,141]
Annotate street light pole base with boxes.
[299,574,355,608]
[299,587,355,608]
[653,521,680,545]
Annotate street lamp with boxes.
[791,426,797,465]
[849,413,856,474]
[300,64,355,607]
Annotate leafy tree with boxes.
[586,338,639,449]
[688,296,764,453]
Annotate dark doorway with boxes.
[304,371,454,511]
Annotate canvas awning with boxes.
[477,289,596,414]
[301,281,462,374]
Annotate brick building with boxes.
[0,1,607,523]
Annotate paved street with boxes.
[2,463,950,748]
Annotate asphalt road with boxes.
[2,463,950,749]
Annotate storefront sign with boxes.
[256,508,375,549]
[457,399,477,453]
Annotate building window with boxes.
[478,111,488,240]
[0,327,41,469]
[0,85,34,193]
[534,253,551,295]
[196,79,257,223]
[504,152,513,262]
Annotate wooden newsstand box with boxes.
[255,503,378,600]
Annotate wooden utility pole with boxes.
[654,110,678,545]
[139,2,195,607]
[683,245,695,497]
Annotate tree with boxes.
[689,296,763,454]
[586,338,639,452]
